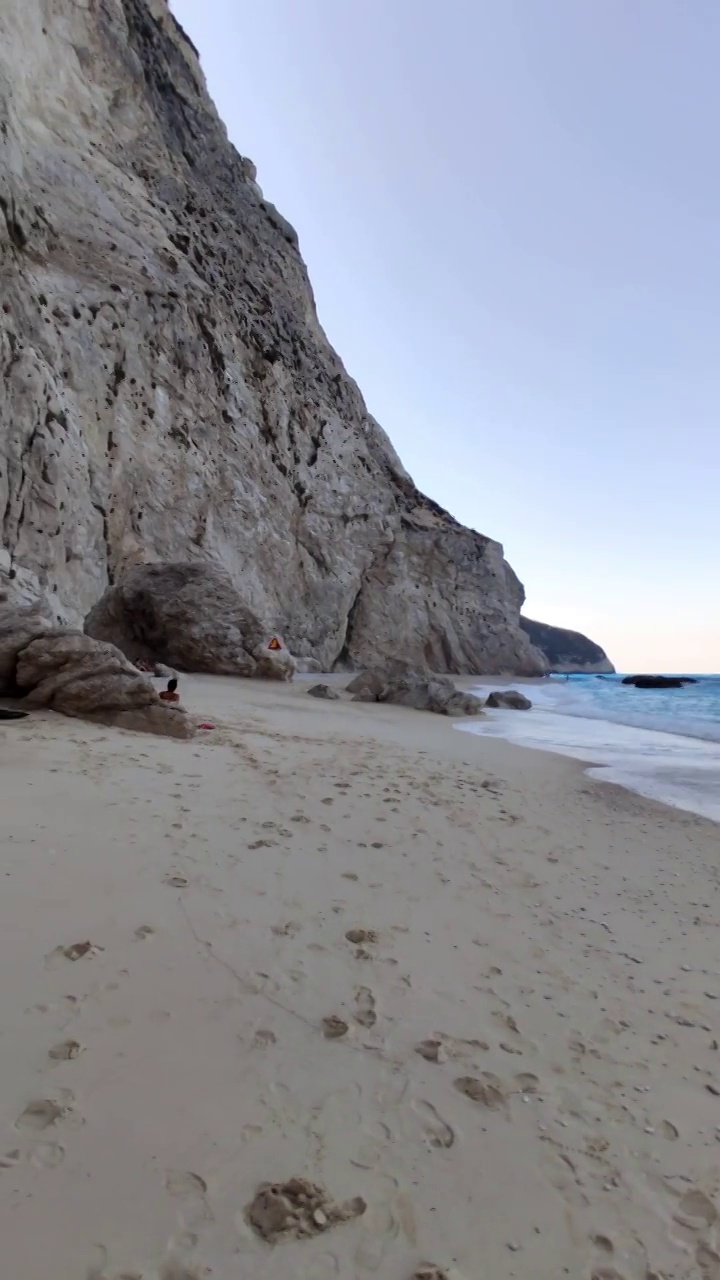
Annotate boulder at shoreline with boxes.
[486,690,533,710]
[347,664,484,717]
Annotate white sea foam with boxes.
[457,691,720,823]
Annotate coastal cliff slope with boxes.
[0,0,544,673]
[520,616,615,674]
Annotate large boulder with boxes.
[486,690,532,710]
[0,604,193,737]
[15,632,194,737]
[0,600,52,694]
[85,563,296,681]
[347,665,484,717]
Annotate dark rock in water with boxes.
[307,684,340,700]
[622,674,697,689]
[486,690,532,710]
[347,664,484,716]
[520,617,614,674]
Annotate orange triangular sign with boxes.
[268,637,282,651]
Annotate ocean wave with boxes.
[475,676,720,745]
[458,695,720,823]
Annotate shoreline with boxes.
[462,677,720,824]
[2,675,720,1279]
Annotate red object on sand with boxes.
[268,637,282,651]
[198,722,216,730]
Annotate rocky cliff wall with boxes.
[0,0,544,674]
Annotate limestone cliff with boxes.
[520,617,614,674]
[0,0,544,674]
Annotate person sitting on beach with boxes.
[159,678,180,704]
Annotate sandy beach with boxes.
[2,676,719,1280]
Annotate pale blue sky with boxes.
[171,0,719,671]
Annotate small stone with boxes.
[307,684,340,700]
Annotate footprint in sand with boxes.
[696,1244,720,1280]
[30,1141,66,1169]
[354,987,377,1028]
[16,1094,73,1131]
[166,1171,208,1198]
[411,1099,455,1150]
[512,1072,539,1094]
[453,1075,508,1115]
[0,1149,20,1169]
[134,925,155,941]
[252,1029,277,1049]
[591,1235,615,1257]
[345,929,378,946]
[674,1189,717,1230]
[415,1039,446,1064]
[45,940,102,967]
[165,874,188,888]
[322,1016,350,1040]
[165,1170,213,1224]
[87,1255,203,1279]
[48,1039,83,1061]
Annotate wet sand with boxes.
[1,674,719,1279]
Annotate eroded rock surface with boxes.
[0,0,544,676]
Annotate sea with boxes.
[457,673,720,823]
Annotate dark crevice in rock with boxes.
[196,311,226,387]
[91,501,114,584]
[0,193,27,251]
[335,581,364,671]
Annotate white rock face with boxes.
[0,0,545,674]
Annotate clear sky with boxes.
[170,0,719,672]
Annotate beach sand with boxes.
[1,675,719,1280]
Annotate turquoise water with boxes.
[534,673,720,744]
[459,674,720,822]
